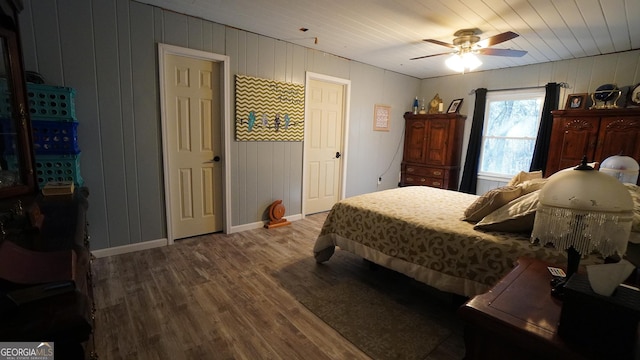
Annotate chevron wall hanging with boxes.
[235,75,305,141]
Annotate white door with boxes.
[305,79,345,214]
[163,54,223,239]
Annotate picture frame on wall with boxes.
[447,98,463,113]
[565,93,587,110]
[373,104,391,131]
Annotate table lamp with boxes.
[531,157,634,296]
[599,155,639,184]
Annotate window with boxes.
[478,89,545,180]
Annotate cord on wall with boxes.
[377,121,405,184]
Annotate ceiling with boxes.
[136,0,640,79]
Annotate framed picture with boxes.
[447,98,463,113]
[565,93,587,110]
[628,83,640,107]
[373,104,391,131]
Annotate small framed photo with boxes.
[565,93,587,110]
[373,104,391,131]
[447,98,463,113]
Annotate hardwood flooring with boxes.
[92,212,466,360]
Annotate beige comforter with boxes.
[313,186,603,297]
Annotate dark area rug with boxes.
[273,250,466,360]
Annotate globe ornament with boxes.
[590,84,622,109]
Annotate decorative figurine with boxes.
[428,94,443,114]
[264,199,291,229]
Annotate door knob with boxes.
[335,152,341,159]
[213,156,221,162]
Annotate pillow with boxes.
[507,171,543,186]
[474,191,540,233]
[624,183,640,235]
[517,178,547,195]
[462,185,523,222]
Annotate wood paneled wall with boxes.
[19,0,637,251]
[18,0,420,251]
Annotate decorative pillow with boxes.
[517,178,547,195]
[624,183,640,235]
[507,170,543,186]
[473,191,540,233]
[462,185,523,222]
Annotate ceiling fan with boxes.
[410,28,527,61]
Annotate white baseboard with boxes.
[92,238,168,258]
[228,213,302,233]
[92,213,304,257]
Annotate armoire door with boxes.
[553,117,600,170]
[424,118,450,166]
[403,119,427,164]
[594,116,640,162]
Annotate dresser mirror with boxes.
[0,1,37,200]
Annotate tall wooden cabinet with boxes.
[400,112,466,190]
[545,109,640,182]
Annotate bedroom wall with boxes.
[420,49,640,195]
[17,0,420,251]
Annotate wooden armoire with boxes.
[400,112,466,190]
[545,109,640,182]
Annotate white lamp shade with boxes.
[600,155,639,184]
[445,54,464,72]
[539,166,633,212]
[531,165,634,257]
[445,53,482,73]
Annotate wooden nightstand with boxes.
[458,257,598,360]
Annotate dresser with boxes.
[545,109,640,181]
[0,190,94,359]
[400,112,466,190]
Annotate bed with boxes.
[313,185,608,297]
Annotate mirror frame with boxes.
[0,1,37,199]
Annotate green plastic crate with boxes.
[7,153,84,189]
[0,81,76,121]
[26,84,76,120]
[34,153,84,188]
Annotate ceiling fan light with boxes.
[445,53,482,73]
[463,52,482,70]
[445,54,465,72]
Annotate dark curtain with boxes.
[459,88,487,194]
[529,82,561,173]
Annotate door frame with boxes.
[302,72,351,217]
[158,43,232,244]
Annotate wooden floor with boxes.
[92,212,465,360]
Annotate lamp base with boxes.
[550,276,569,298]
[550,246,582,299]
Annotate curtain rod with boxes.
[468,82,570,95]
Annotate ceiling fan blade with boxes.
[410,52,452,60]
[423,39,456,48]
[477,48,527,57]
[477,31,519,48]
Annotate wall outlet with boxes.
[377,177,382,185]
